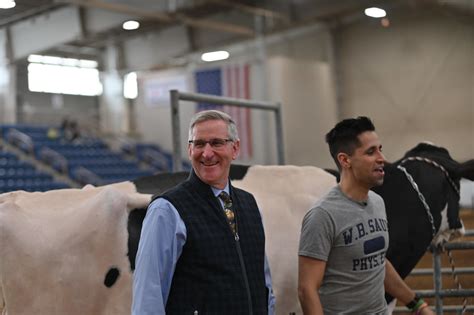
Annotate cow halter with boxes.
[397,156,468,315]
[396,163,436,238]
[397,156,460,239]
[400,156,460,197]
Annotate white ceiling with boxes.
[1,0,472,62]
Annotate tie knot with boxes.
[218,191,232,207]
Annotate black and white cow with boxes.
[0,143,472,314]
[374,143,473,303]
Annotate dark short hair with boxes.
[325,116,375,169]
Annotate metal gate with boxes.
[394,229,474,314]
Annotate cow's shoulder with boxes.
[230,164,251,180]
[132,171,189,195]
[403,142,451,159]
[398,142,459,173]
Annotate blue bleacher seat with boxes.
[2,124,166,188]
[0,135,71,193]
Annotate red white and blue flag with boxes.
[194,64,253,159]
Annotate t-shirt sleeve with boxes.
[298,207,334,261]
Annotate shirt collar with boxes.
[211,182,230,198]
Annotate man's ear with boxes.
[232,139,240,160]
[187,143,193,160]
[337,152,351,169]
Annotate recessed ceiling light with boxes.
[123,20,140,30]
[364,7,386,18]
[0,0,16,9]
[201,51,230,62]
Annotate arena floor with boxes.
[400,209,474,314]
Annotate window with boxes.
[123,72,138,99]
[27,54,103,96]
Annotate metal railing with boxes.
[5,128,34,154]
[169,90,284,172]
[394,229,474,314]
[39,147,68,174]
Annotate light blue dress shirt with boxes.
[132,184,275,315]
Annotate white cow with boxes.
[232,165,336,314]
[0,182,151,315]
[0,165,335,315]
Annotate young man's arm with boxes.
[298,255,326,315]
[384,259,435,315]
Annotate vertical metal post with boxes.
[274,103,285,165]
[170,90,183,172]
[433,248,443,315]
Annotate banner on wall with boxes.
[142,72,188,107]
[194,64,253,159]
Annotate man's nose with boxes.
[377,151,386,163]
[202,143,214,156]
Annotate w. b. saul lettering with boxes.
[342,218,388,245]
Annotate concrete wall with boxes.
[266,56,337,168]
[337,10,473,163]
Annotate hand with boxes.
[418,306,435,315]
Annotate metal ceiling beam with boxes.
[56,0,255,36]
[0,3,64,28]
[55,0,173,22]
[175,13,254,36]
[206,0,290,23]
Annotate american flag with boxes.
[194,64,253,159]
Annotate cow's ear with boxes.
[458,159,474,180]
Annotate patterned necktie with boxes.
[218,191,236,236]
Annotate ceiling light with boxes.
[201,51,230,62]
[123,20,140,30]
[364,7,386,18]
[0,0,16,9]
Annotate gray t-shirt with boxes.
[299,186,389,315]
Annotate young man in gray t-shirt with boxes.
[298,117,434,315]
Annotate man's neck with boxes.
[338,178,370,202]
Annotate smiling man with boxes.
[298,116,434,315]
[132,110,275,315]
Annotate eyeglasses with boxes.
[188,138,234,149]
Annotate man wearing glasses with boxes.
[132,110,275,315]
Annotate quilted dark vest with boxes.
[158,171,267,315]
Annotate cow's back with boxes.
[232,165,336,314]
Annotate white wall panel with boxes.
[85,8,134,33]
[267,56,338,168]
[134,68,194,157]
[123,25,190,70]
[10,7,82,60]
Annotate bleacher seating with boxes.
[123,142,191,172]
[0,151,69,193]
[1,123,188,189]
